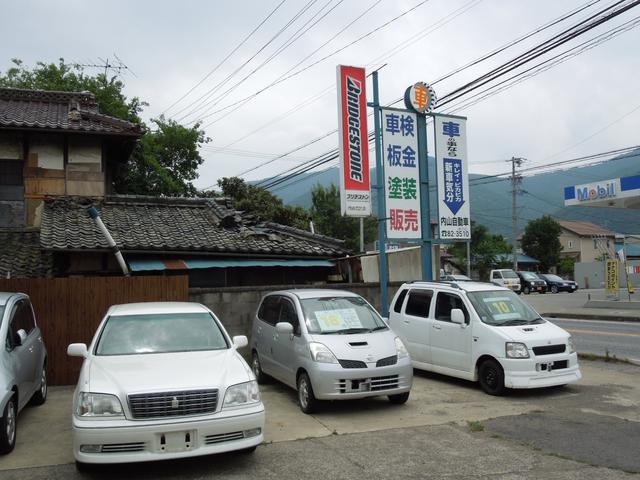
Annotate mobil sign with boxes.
[336,65,371,217]
[564,175,640,208]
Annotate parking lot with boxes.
[1,359,638,478]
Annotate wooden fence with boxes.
[0,275,189,385]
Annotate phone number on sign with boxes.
[440,229,470,239]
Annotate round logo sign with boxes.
[404,82,436,114]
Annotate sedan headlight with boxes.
[75,392,124,418]
[395,337,409,359]
[309,342,338,364]
[567,336,576,354]
[223,381,261,408]
[505,342,530,359]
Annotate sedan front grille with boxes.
[128,389,218,419]
[338,359,367,369]
[532,345,566,356]
[204,431,245,445]
[101,442,146,453]
[376,355,397,367]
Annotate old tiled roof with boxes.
[0,229,54,278]
[0,88,143,136]
[558,220,615,237]
[40,195,348,257]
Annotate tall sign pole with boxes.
[417,114,432,280]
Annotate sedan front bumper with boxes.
[73,404,265,464]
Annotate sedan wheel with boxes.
[0,396,17,454]
[297,372,319,414]
[551,285,559,294]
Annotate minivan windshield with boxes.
[300,296,387,334]
[95,312,229,355]
[467,290,544,326]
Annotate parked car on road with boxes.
[516,271,547,294]
[0,292,47,454]
[67,302,264,468]
[489,269,521,293]
[538,274,579,293]
[388,281,581,395]
[250,290,413,414]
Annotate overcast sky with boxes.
[2,0,639,190]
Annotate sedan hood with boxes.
[86,349,252,395]
[309,330,397,362]
[496,320,570,346]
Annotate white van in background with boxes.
[490,269,521,293]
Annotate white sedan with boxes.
[67,302,264,468]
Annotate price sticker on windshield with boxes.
[482,297,520,321]
[315,308,362,331]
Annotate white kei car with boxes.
[67,302,264,468]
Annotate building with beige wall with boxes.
[558,220,615,263]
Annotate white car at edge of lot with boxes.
[388,281,581,395]
[67,302,264,468]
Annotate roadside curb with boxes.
[542,312,640,323]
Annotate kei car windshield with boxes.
[300,296,387,334]
[521,272,539,280]
[467,290,544,326]
[95,312,229,355]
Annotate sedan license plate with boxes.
[158,430,195,453]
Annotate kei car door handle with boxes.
[403,319,410,324]
[433,324,442,330]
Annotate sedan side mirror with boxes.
[451,309,466,325]
[14,329,27,347]
[232,335,248,349]
[276,322,294,334]
[67,343,88,358]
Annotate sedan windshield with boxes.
[95,312,229,355]
[300,296,387,334]
[467,290,544,326]
[544,274,564,282]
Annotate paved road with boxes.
[548,318,640,363]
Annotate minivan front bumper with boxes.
[501,352,581,389]
[307,357,413,400]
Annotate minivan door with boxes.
[272,297,301,388]
[6,300,38,407]
[255,295,281,377]
[429,292,473,372]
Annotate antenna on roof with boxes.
[75,55,135,79]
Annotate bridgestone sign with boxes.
[337,65,371,217]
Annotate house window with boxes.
[0,160,23,186]
[567,240,573,248]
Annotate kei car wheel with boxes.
[0,396,17,454]
[251,352,268,385]
[478,359,506,396]
[388,392,410,404]
[30,364,47,406]
[551,285,559,294]
[297,372,320,414]
[523,286,531,295]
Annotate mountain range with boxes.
[263,149,640,240]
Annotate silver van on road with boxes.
[250,290,413,413]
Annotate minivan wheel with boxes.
[523,286,530,295]
[251,352,268,385]
[388,392,410,405]
[551,285,559,294]
[478,359,506,396]
[0,396,17,454]
[297,372,319,414]
[30,364,47,406]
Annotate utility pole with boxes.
[507,157,525,271]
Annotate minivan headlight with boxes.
[223,381,260,408]
[395,337,409,359]
[75,392,124,418]
[309,342,338,363]
[505,342,530,359]
[567,336,576,354]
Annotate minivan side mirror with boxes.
[276,322,294,334]
[232,335,248,349]
[67,343,88,358]
[14,329,27,347]
[451,309,465,325]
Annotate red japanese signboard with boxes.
[337,65,371,217]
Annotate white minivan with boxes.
[388,281,581,395]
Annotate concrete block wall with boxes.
[189,282,405,340]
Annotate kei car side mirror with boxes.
[451,309,465,325]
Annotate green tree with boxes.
[521,216,563,271]
[0,59,207,196]
[558,257,576,278]
[310,184,377,252]
[217,177,309,229]
[448,222,511,279]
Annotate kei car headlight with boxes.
[395,337,409,359]
[75,392,124,418]
[309,342,338,364]
[567,336,576,354]
[505,342,530,359]
[223,381,261,408]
